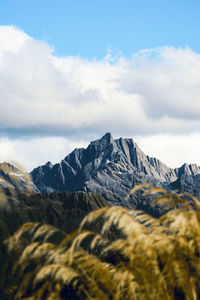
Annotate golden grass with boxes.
[1,166,200,299]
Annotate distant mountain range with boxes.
[30,132,200,211]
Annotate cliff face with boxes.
[30,133,200,208]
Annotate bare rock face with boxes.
[168,173,200,197]
[30,133,200,209]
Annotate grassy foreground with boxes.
[0,165,200,299]
[0,187,200,299]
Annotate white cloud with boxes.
[119,47,200,121]
[0,25,29,53]
[0,137,88,171]
[0,134,200,172]
[0,26,200,168]
[136,134,200,168]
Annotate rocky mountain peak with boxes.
[45,161,53,168]
[88,132,115,153]
[176,163,200,177]
[101,132,113,142]
[30,133,180,205]
[30,132,200,210]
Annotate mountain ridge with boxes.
[30,133,200,208]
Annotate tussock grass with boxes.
[1,165,200,299]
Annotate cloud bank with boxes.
[0,25,200,170]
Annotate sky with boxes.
[0,0,200,171]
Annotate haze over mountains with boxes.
[30,133,200,209]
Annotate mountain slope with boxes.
[0,162,39,192]
[30,133,200,208]
[0,190,110,237]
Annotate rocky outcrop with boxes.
[30,133,200,208]
[168,173,200,197]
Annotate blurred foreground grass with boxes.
[0,165,200,299]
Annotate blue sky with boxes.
[0,0,200,170]
[0,0,200,58]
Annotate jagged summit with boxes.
[87,132,115,153]
[46,161,53,167]
[175,163,200,177]
[100,132,113,141]
[30,133,200,208]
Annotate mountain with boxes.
[30,133,200,209]
[0,162,39,192]
[168,173,200,197]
